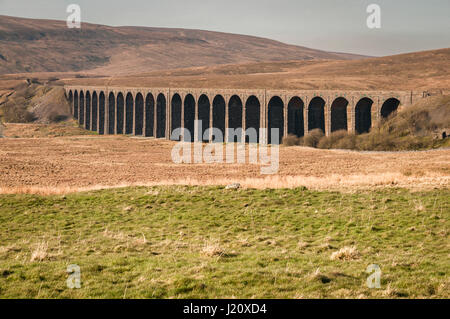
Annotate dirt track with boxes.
[0,124,448,194]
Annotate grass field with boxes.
[0,186,448,298]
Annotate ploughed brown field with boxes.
[0,124,448,194]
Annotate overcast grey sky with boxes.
[1,0,449,56]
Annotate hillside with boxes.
[0,15,365,75]
[67,48,449,91]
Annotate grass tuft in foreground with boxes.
[0,186,448,298]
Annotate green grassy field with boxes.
[0,186,448,298]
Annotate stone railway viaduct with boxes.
[64,86,425,144]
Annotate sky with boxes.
[1,0,449,56]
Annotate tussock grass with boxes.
[201,241,225,258]
[30,241,48,262]
[0,186,448,298]
[330,246,360,261]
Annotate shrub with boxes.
[317,130,348,149]
[282,134,302,146]
[48,111,68,123]
[303,129,324,148]
[357,129,397,151]
[335,134,357,150]
[2,101,35,123]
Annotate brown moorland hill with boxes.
[2,49,447,124]
[0,15,365,75]
[67,48,450,91]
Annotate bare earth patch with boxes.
[0,124,448,194]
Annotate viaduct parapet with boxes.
[64,86,426,144]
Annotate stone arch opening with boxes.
[108,92,115,134]
[228,95,243,143]
[145,93,155,137]
[183,94,195,142]
[268,96,284,144]
[381,98,400,119]
[92,92,98,132]
[68,90,73,114]
[79,91,84,125]
[355,97,373,134]
[116,93,124,134]
[331,97,348,132]
[74,90,79,120]
[198,94,210,142]
[308,97,325,133]
[287,96,304,138]
[212,95,225,143]
[99,92,105,134]
[125,93,134,134]
[85,91,91,130]
[171,93,182,140]
[156,93,166,138]
[245,95,260,143]
[135,93,144,135]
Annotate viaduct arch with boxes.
[268,96,284,144]
[212,95,226,142]
[65,86,422,144]
[156,94,166,138]
[145,93,155,137]
[308,97,325,133]
[287,97,304,138]
[381,98,400,119]
[171,93,182,140]
[198,94,210,142]
[245,95,260,143]
[330,97,348,132]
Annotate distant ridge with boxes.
[0,15,366,75]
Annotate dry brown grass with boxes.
[0,122,91,138]
[0,244,20,255]
[102,228,148,247]
[309,268,332,284]
[30,241,48,262]
[0,171,448,195]
[297,241,309,249]
[330,246,360,261]
[201,241,225,257]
